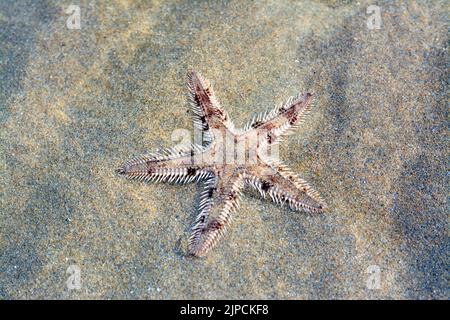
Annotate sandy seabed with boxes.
[0,0,448,299]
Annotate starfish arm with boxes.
[245,92,314,145]
[188,172,245,257]
[245,158,326,213]
[116,144,213,184]
[187,70,233,137]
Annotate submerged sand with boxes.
[0,0,448,299]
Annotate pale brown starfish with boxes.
[117,71,326,257]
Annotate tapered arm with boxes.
[188,172,245,257]
[116,144,213,184]
[187,71,233,140]
[245,158,326,214]
[245,92,314,145]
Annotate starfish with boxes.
[117,71,326,257]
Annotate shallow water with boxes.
[0,0,447,299]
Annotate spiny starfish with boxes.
[117,71,326,257]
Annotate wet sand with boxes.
[0,0,448,299]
